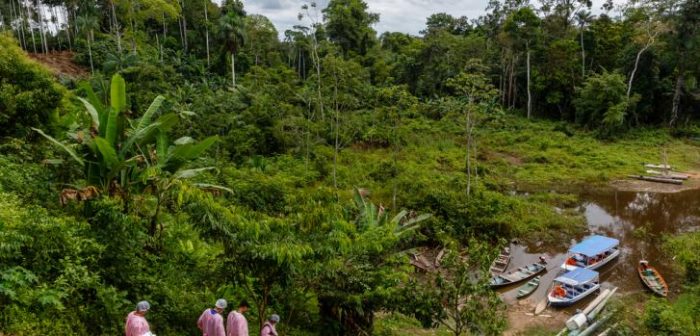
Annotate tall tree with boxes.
[76,15,98,74]
[503,7,541,118]
[218,0,246,88]
[323,0,379,56]
[575,10,593,77]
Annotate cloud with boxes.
[242,0,619,38]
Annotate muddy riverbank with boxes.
[503,188,700,334]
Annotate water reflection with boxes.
[499,189,700,310]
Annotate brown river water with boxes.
[498,189,700,312]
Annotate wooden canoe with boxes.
[645,170,689,180]
[490,262,546,288]
[638,261,668,297]
[628,175,683,185]
[489,247,511,274]
[516,275,541,299]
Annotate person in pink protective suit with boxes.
[260,314,279,336]
[125,301,152,336]
[226,300,250,336]
[198,298,227,336]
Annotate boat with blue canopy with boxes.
[547,268,600,306]
[560,235,620,271]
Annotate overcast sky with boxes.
[241,0,616,37]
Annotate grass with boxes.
[373,312,452,336]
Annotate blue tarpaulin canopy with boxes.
[569,235,619,257]
[555,268,599,286]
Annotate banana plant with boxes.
[34,73,219,198]
[352,188,431,236]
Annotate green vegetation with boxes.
[1,0,700,335]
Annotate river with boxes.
[498,189,700,311]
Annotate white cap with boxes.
[136,301,150,312]
[215,299,228,309]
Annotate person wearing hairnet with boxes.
[226,300,250,336]
[125,301,152,336]
[260,314,279,336]
[198,299,227,336]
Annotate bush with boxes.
[0,34,67,137]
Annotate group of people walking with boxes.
[124,299,280,336]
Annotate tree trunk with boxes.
[181,0,188,52]
[64,7,72,51]
[332,70,340,195]
[111,1,121,52]
[129,0,137,52]
[627,41,653,98]
[670,72,684,127]
[37,4,47,54]
[465,101,472,197]
[231,53,236,87]
[580,28,585,78]
[87,29,94,74]
[203,0,210,67]
[25,0,37,53]
[526,43,532,119]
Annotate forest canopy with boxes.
[1,0,700,335]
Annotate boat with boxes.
[628,174,684,185]
[547,268,600,306]
[638,260,668,297]
[516,275,541,299]
[490,262,547,288]
[645,170,689,180]
[561,235,620,271]
[489,247,511,274]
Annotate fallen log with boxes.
[628,175,683,185]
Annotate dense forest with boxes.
[1,0,700,335]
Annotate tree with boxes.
[447,60,498,197]
[243,14,278,66]
[573,71,635,136]
[575,10,593,77]
[418,240,506,336]
[323,0,379,56]
[76,14,98,74]
[625,6,667,99]
[503,7,541,118]
[218,0,246,87]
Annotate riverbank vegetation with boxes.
[1,0,700,335]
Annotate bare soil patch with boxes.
[504,300,570,335]
[28,51,88,78]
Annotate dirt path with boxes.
[28,51,88,78]
[504,299,569,335]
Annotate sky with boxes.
[242,0,617,37]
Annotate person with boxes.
[125,301,152,336]
[226,300,250,336]
[260,314,279,336]
[198,299,227,336]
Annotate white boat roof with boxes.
[555,268,599,286]
[569,235,619,257]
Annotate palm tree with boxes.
[575,10,594,78]
[218,0,246,88]
[76,15,98,74]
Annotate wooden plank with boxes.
[644,163,671,170]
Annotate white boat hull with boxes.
[547,283,601,307]
[560,249,620,271]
